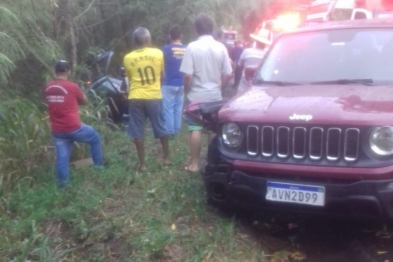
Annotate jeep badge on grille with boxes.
[289,114,313,121]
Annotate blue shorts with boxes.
[128,99,168,139]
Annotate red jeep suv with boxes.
[186,19,393,220]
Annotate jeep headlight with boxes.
[222,123,243,148]
[370,126,393,156]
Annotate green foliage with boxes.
[0,7,24,85]
[0,94,110,194]
[0,1,61,96]
[0,99,51,193]
[1,0,276,94]
[0,0,303,260]
[0,128,267,261]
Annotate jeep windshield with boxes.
[255,28,393,86]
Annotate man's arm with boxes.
[221,48,233,90]
[183,74,193,94]
[221,74,232,90]
[234,64,243,83]
[123,56,132,94]
[161,71,165,87]
[179,46,193,95]
[79,94,88,105]
[74,84,88,105]
[234,50,246,86]
[160,50,165,87]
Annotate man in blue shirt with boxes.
[162,26,186,135]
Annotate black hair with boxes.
[169,25,182,41]
[165,35,172,45]
[194,13,214,36]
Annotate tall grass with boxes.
[0,121,269,261]
[0,94,273,261]
[0,99,51,193]
[0,94,112,194]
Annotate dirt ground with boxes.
[229,209,393,262]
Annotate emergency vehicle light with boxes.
[272,13,301,32]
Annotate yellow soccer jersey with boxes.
[123,48,164,99]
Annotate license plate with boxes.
[266,182,325,206]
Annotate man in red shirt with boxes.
[45,60,103,187]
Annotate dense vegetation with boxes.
[0,0,308,198]
[1,0,270,188]
[0,0,307,260]
[1,0,263,89]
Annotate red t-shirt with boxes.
[45,79,84,133]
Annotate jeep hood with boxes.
[219,85,393,126]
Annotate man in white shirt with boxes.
[237,28,272,92]
[180,13,232,173]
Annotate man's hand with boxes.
[79,94,88,105]
[183,74,192,94]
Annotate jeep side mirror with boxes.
[245,66,258,85]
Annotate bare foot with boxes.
[138,164,147,172]
[185,164,199,173]
[187,156,192,166]
[163,159,171,166]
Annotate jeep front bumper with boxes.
[204,159,393,220]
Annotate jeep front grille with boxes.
[246,126,360,162]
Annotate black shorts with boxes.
[127,99,168,139]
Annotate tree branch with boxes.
[13,30,54,77]
[73,0,96,22]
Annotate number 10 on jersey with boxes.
[137,66,156,85]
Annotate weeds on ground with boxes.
[0,92,267,261]
[0,120,267,261]
[0,94,110,193]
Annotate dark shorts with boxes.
[183,114,204,131]
[183,99,215,132]
[183,100,202,131]
[128,99,168,139]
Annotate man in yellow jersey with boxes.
[123,27,170,171]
